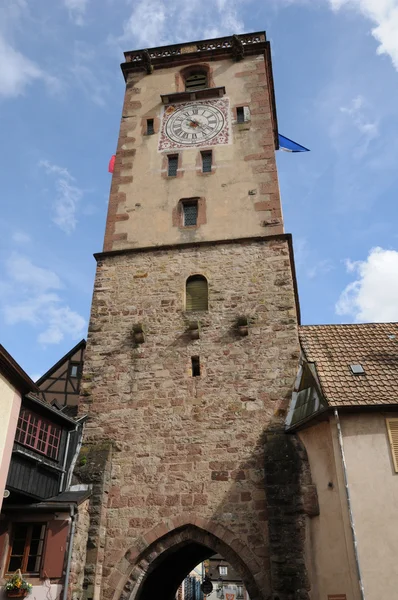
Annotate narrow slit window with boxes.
[182,201,198,227]
[236,107,245,123]
[185,72,208,91]
[191,356,200,377]
[146,119,154,135]
[168,155,178,177]
[201,151,212,173]
[186,275,208,311]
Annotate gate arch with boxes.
[109,518,268,600]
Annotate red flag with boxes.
[108,155,116,173]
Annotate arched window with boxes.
[186,275,208,311]
[185,71,208,91]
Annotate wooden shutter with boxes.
[0,520,9,575]
[185,73,207,91]
[186,277,208,312]
[41,520,69,579]
[386,419,398,473]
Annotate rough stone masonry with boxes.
[76,32,314,600]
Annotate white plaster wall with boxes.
[0,374,21,512]
[341,411,398,600]
[298,420,361,600]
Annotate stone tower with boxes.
[80,32,307,600]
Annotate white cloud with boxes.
[5,254,62,291]
[1,253,86,345]
[115,0,245,49]
[0,2,59,98]
[336,247,398,322]
[328,0,398,71]
[64,0,89,25]
[0,35,43,98]
[307,259,334,279]
[39,160,83,234]
[340,95,378,137]
[12,231,31,244]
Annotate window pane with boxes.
[168,156,178,177]
[8,556,23,572]
[202,152,212,173]
[183,203,198,226]
[15,409,61,458]
[13,524,29,539]
[27,554,41,573]
[237,107,245,123]
[147,119,154,135]
[70,364,78,377]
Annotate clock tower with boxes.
[80,32,308,600]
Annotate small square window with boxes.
[146,119,154,135]
[168,155,178,177]
[201,151,212,173]
[70,364,79,378]
[219,566,228,576]
[236,107,245,123]
[182,201,198,227]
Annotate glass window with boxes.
[168,155,178,177]
[7,523,46,575]
[219,566,228,576]
[183,202,198,227]
[147,119,154,135]
[236,107,245,123]
[70,363,79,378]
[201,151,212,173]
[16,410,61,460]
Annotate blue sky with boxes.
[1,0,398,378]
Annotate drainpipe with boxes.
[59,430,71,492]
[334,409,365,600]
[62,504,77,600]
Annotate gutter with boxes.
[62,504,77,600]
[334,409,365,600]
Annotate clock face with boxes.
[158,98,230,151]
[166,104,224,145]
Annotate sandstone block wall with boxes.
[80,236,299,599]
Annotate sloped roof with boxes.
[35,339,86,385]
[299,323,398,407]
[0,344,39,395]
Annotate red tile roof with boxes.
[299,323,398,407]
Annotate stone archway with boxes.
[109,520,268,600]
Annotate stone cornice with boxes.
[120,31,279,150]
[122,32,267,77]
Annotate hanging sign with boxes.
[201,578,213,595]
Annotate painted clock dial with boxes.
[158,98,230,151]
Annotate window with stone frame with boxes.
[186,275,208,311]
[182,200,198,227]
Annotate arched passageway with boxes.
[115,524,266,600]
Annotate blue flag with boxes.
[278,134,309,152]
